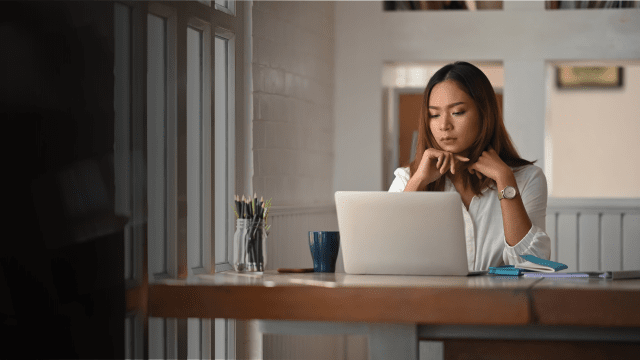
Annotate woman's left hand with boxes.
[468,147,513,183]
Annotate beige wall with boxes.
[251,0,335,207]
[546,64,640,198]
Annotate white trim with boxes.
[242,0,253,206]
[214,26,237,269]
[215,0,236,16]
[215,263,233,272]
[268,204,337,216]
[547,197,640,211]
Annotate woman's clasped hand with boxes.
[467,147,514,184]
[415,148,470,185]
[416,146,517,187]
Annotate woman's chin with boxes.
[439,144,462,153]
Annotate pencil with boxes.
[259,196,264,214]
[242,195,247,218]
[252,192,257,216]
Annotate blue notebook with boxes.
[488,265,531,276]
[489,255,568,276]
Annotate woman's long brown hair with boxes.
[409,61,534,195]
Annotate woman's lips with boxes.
[440,138,457,143]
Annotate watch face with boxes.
[504,186,517,199]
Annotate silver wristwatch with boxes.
[498,185,518,200]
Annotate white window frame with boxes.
[215,0,236,16]
[123,1,245,358]
[214,26,237,273]
[186,17,213,277]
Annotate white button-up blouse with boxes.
[388,164,551,271]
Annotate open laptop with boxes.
[335,191,483,276]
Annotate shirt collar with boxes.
[444,176,493,194]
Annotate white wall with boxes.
[334,2,384,191]
[335,1,640,192]
[251,0,335,207]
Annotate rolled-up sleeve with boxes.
[502,166,551,265]
[388,167,411,192]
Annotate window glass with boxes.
[187,27,204,275]
[147,14,168,275]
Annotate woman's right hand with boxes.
[415,148,470,185]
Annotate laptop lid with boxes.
[335,191,470,276]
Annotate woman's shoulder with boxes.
[512,164,546,186]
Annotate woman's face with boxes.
[428,80,480,157]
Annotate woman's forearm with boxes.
[496,173,532,247]
[404,174,428,192]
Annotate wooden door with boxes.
[398,93,423,168]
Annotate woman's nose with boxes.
[439,115,453,131]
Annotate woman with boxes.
[388,61,551,271]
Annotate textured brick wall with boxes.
[251,1,335,207]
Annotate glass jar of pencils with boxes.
[233,218,267,272]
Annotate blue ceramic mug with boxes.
[308,231,340,273]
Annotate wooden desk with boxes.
[149,272,640,359]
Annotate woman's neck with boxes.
[447,172,468,191]
[447,173,474,210]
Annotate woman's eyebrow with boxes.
[428,101,465,110]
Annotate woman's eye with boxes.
[453,111,466,116]
[429,114,440,118]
